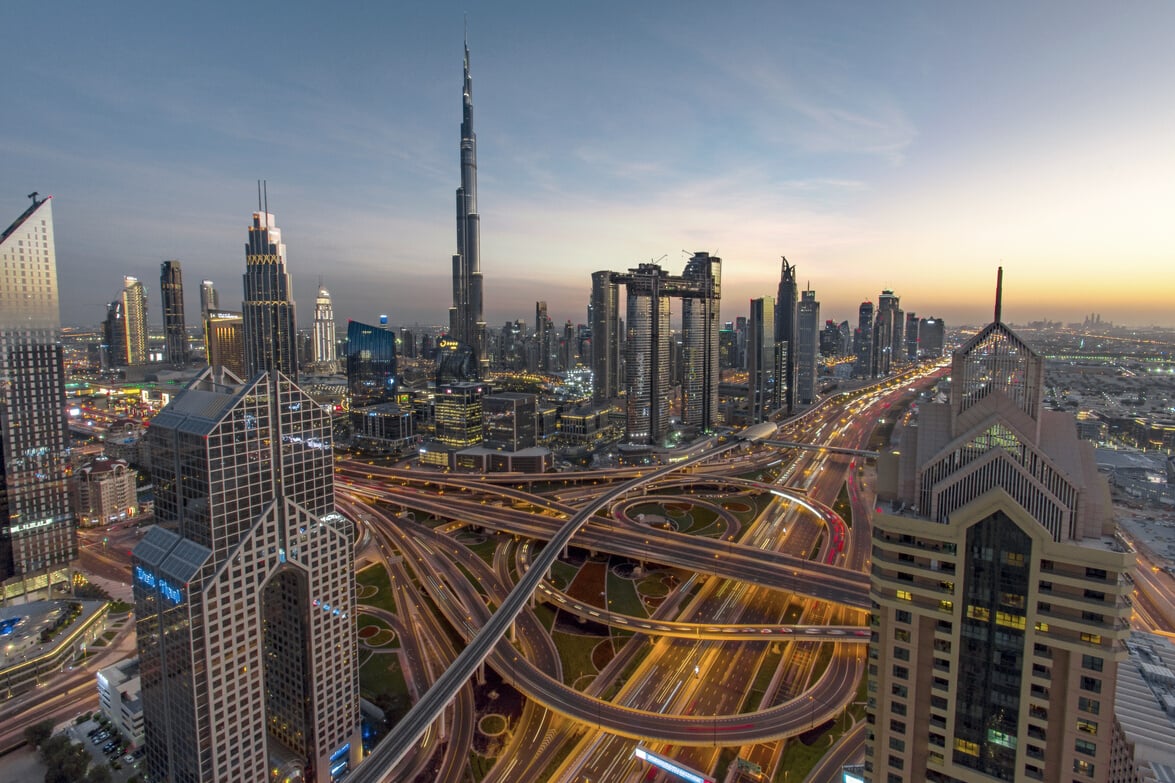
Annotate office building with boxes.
[345,319,397,407]
[622,264,671,444]
[106,276,148,368]
[747,297,779,423]
[820,319,842,358]
[854,301,874,378]
[161,260,188,368]
[868,281,1132,783]
[796,289,820,405]
[450,39,487,369]
[905,311,919,362]
[1109,631,1175,781]
[97,658,146,748]
[199,279,218,317]
[680,252,721,432]
[434,382,485,448]
[134,367,360,783]
[0,194,75,586]
[919,316,946,358]
[590,270,621,401]
[204,310,246,379]
[775,257,797,413]
[872,289,901,377]
[243,204,298,380]
[483,392,538,451]
[313,285,337,366]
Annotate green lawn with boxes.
[359,653,408,701]
[606,562,647,618]
[356,564,399,613]
[833,482,854,528]
[550,560,578,588]
[552,630,599,686]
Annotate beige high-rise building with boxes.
[868,292,1132,783]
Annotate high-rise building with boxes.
[775,257,797,413]
[313,285,337,366]
[133,368,361,783]
[590,270,621,401]
[853,301,874,378]
[747,297,779,423]
[623,264,670,443]
[161,260,188,368]
[435,381,485,448]
[0,194,75,584]
[820,319,842,358]
[450,39,487,370]
[535,301,551,372]
[107,276,148,367]
[483,392,537,451]
[680,252,722,432]
[345,320,397,407]
[868,281,1131,783]
[796,288,820,405]
[199,279,219,317]
[204,311,246,379]
[905,311,919,361]
[243,206,298,380]
[872,289,900,377]
[919,316,946,358]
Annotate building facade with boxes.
[747,296,779,423]
[199,279,218,318]
[0,195,75,585]
[483,392,537,451]
[590,270,621,402]
[161,260,188,368]
[133,369,361,783]
[434,382,486,448]
[72,456,138,526]
[775,256,797,413]
[106,276,148,368]
[679,252,721,432]
[204,311,246,379]
[313,285,337,366]
[868,313,1132,783]
[243,209,298,381]
[345,319,397,407]
[796,288,820,405]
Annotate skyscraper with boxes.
[918,316,946,358]
[747,297,780,423]
[872,288,901,377]
[775,256,797,413]
[133,368,361,783]
[623,264,671,444]
[795,288,820,405]
[679,251,721,432]
[108,276,149,367]
[313,285,337,366]
[535,301,550,372]
[853,300,874,378]
[199,279,219,317]
[590,270,621,402]
[243,205,298,380]
[345,319,397,407]
[450,38,487,370]
[161,260,188,368]
[867,278,1131,782]
[0,194,75,585]
[204,310,246,379]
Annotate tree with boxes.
[23,719,54,749]
[86,765,113,783]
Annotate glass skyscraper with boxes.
[161,260,188,368]
[345,319,397,407]
[0,195,74,586]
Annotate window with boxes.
[892,665,909,680]
[888,755,904,771]
[1075,738,1096,756]
[1081,654,1104,672]
[1077,718,1098,735]
[896,589,912,601]
[1085,567,1107,580]
[896,610,912,624]
[1080,632,1103,645]
[891,684,908,698]
[1073,759,1095,776]
[893,646,910,661]
[890,719,906,734]
[889,737,905,752]
[1079,676,1101,694]
[1078,697,1100,715]
[894,628,910,642]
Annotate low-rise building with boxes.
[97,657,145,747]
[72,456,138,526]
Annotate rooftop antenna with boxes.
[263,180,268,226]
[994,266,1004,323]
[27,191,39,205]
[257,180,262,213]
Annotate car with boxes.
[123,754,136,763]
[852,629,871,637]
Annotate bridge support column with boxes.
[476,661,486,685]
[509,620,516,644]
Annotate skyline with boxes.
[5,2,1175,330]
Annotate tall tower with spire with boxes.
[450,35,487,373]
[243,184,299,381]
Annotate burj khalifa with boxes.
[450,38,487,370]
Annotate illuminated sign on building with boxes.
[135,565,184,605]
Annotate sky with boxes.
[4,1,1174,331]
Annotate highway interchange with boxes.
[344,366,943,783]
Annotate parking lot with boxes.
[63,718,144,781]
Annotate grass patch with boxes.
[599,639,652,700]
[606,563,647,618]
[470,752,495,780]
[479,714,507,734]
[808,533,824,560]
[637,575,669,598]
[533,603,556,632]
[552,631,599,686]
[356,564,398,614]
[359,653,408,702]
[744,647,783,712]
[464,535,500,565]
[716,748,738,781]
[550,560,578,588]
